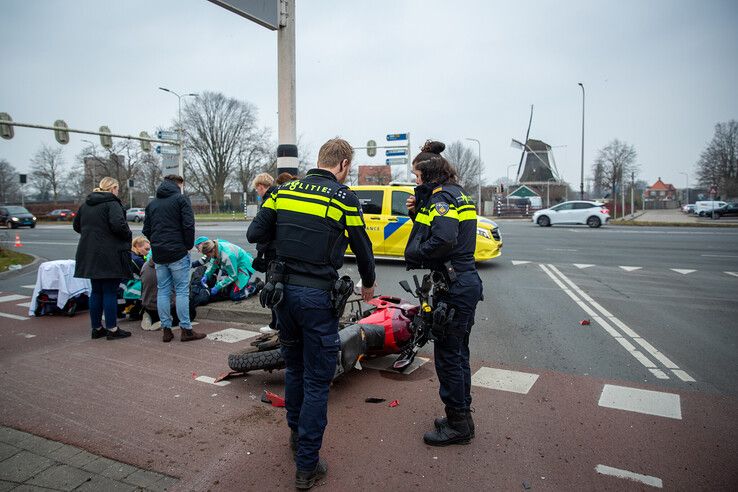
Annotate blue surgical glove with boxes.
[210,286,220,296]
[200,276,208,288]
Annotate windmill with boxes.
[510,105,562,185]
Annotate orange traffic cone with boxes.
[14,234,22,247]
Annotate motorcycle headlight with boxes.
[476,227,490,239]
[11,217,18,221]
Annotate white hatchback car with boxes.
[532,201,610,228]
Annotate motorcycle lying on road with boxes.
[226,273,454,379]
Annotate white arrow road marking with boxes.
[671,269,696,275]
[573,264,594,269]
[511,260,531,265]
[725,272,738,277]
[619,266,642,272]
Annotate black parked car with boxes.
[713,202,738,218]
[0,206,37,228]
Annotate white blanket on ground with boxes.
[29,260,91,316]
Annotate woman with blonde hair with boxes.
[73,177,133,340]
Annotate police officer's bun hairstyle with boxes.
[412,140,458,184]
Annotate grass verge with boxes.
[0,247,35,272]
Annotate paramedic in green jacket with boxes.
[197,239,255,301]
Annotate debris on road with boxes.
[262,390,286,407]
[388,399,399,407]
[579,319,591,325]
[365,397,386,403]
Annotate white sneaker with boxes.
[140,312,153,331]
[259,326,278,335]
[151,321,161,331]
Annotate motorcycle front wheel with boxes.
[228,348,286,372]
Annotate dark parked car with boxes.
[0,206,37,228]
[713,202,738,218]
[44,209,76,221]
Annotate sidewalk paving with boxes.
[0,426,177,492]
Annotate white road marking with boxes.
[670,268,696,275]
[671,369,696,382]
[547,248,578,252]
[0,312,29,321]
[195,376,230,387]
[21,285,35,289]
[206,328,259,343]
[725,272,738,278]
[702,254,738,258]
[0,294,29,303]
[619,266,642,272]
[471,367,539,394]
[16,302,31,308]
[573,264,594,269]
[511,260,531,265]
[648,369,669,380]
[543,265,696,382]
[18,333,36,339]
[598,384,681,420]
[595,464,663,488]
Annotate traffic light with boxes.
[367,139,377,157]
[54,120,70,144]
[99,126,113,149]
[0,113,14,140]
[19,174,27,185]
[139,131,152,152]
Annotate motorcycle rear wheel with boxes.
[228,348,285,372]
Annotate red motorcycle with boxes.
[227,274,448,377]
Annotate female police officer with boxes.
[405,140,483,446]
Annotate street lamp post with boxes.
[465,138,482,213]
[578,82,585,200]
[158,87,198,178]
[679,171,689,205]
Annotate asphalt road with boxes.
[1,220,737,489]
[3,220,736,397]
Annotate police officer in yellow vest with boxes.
[247,138,375,490]
[405,140,484,447]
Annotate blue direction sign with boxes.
[156,145,179,155]
[386,149,408,157]
[387,133,408,141]
[157,130,178,140]
[386,157,408,165]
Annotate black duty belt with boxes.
[284,273,333,291]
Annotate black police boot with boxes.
[295,458,327,490]
[434,407,475,438]
[424,408,472,446]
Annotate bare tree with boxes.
[235,127,272,193]
[444,141,482,190]
[31,144,66,202]
[0,159,21,203]
[138,152,163,198]
[695,120,738,197]
[182,92,261,208]
[592,139,638,210]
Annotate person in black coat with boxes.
[73,177,133,340]
[142,175,204,343]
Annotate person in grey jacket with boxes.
[73,177,132,340]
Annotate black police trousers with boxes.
[433,270,483,411]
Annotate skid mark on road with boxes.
[539,264,695,382]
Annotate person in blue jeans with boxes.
[73,177,133,340]
[143,175,205,343]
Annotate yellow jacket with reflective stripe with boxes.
[247,168,376,286]
[405,181,477,272]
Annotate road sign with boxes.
[156,145,179,155]
[386,158,408,165]
[161,153,179,174]
[157,130,178,140]
[206,0,279,30]
[386,149,407,157]
[387,133,408,141]
[367,140,377,157]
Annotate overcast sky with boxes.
[2,0,737,189]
